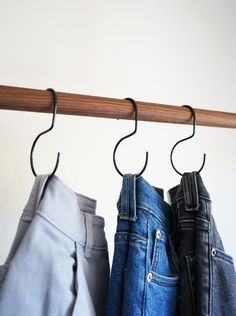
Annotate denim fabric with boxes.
[169,172,236,316]
[0,175,109,316]
[107,174,179,316]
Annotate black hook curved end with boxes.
[170,105,206,176]
[113,97,149,178]
[136,151,149,178]
[50,152,60,176]
[30,88,60,178]
[197,152,206,174]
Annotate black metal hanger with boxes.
[30,88,60,199]
[170,105,206,176]
[113,97,148,178]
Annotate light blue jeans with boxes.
[0,175,109,316]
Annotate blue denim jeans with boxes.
[169,172,236,316]
[107,174,179,316]
[0,175,109,316]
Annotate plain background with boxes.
[0,0,235,264]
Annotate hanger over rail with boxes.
[113,97,149,178]
[170,105,206,176]
[30,88,60,200]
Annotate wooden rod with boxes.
[0,85,236,128]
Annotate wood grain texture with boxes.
[0,85,236,128]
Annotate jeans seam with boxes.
[151,238,160,272]
[212,248,234,264]
[115,231,147,242]
[180,227,195,231]
[209,249,213,315]
[149,270,179,282]
[142,211,150,316]
[136,205,171,231]
[185,256,197,315]
[150,279,178,287]
[209,208,212,316]
[175,195,212,203]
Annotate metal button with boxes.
[211,248,217,257]
[147,272,152,282]
[156,230,162,239]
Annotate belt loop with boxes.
[182,172,200,211]
[117,174,137,221]
[84,213,93,258]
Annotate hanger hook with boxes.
[170,105,206,176]
[113,97,149,178]
[30,88,60,177]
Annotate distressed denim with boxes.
[107,174,179,316]
[169,172,236,316]
[0,175,109,316]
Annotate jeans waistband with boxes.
[169,172,211,206]
[168,172,211,224]
[117,174,173,230]
[23,175,107,253]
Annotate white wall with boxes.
[0,0,236,265]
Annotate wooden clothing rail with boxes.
[0,85,236,128]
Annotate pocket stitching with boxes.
[185,256,197,314]
[148,270,179,287]
[150,234,161,272]
[211,247,234,264]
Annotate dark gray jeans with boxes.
[169,172,236,316]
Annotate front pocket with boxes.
[145,230,179,315]
[211,247,234,265]
[211,247,236,314]
[145,262,178,315]
[150,229,179,278]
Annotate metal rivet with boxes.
[156,230,162,239]
[211,248,217,257]
[147,272,152,282]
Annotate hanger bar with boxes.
[0,85,236,128]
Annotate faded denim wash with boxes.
[169,172,236,316]
[0,175,109,316]
[107,174,179,316]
